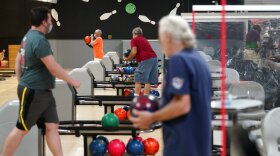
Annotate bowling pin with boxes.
[51,9,61,26]
[138,15,156,25]
[100,10,117,21]
[117,0,122,2]
[169,3,180,15]
[81,0,89,2]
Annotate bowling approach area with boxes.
[2,0,280,156]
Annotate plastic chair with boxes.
[198,51,212,61]
[261,108,280,156]
[208,60,221,73]
[212,68,240,89]
[229,81,266,121]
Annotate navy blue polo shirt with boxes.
[161,49,212,156]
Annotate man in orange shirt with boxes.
[90,29,104,60]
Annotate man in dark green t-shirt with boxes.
[1,7,80,156]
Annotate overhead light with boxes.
[192,5,280,12]
[34,0,58,4]
[181,12,280,21]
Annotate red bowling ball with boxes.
[108,139,126,156]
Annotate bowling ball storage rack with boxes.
[106,71,135,78]
[75,95,134,118]
[114,63,138,68]
[75,94,162,114]
[93,81,161,96]
[40,120,162,156]
[105,70,161,79]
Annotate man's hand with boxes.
[70,79,80,88]
[123,57,129,61]
[129,110,155,130]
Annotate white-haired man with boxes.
[124,27,158,96]
[130,16,212,156]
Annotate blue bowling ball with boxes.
[126,139,144,156]
[90,138,107,156]
[130,89,134,96]
[153,90,160,97]
[123,105,130,112]
[150,90,160,97]
[96,135,109,145]
[126,66,134,74]
[123,67,127,73]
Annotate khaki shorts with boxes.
[243,49,261,64]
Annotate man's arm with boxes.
[125,46,137,61]
[41,55,80,88]
[153,95,191,121]
[90,35,98,46]
[15,53,22,81]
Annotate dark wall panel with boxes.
[49,0,182,39]
[0,0,244,41]
[0,0,25,38]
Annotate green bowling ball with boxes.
[101,113,120,127]
[125,3,136,14]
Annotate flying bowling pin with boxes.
[100,10,117,21]
[117,0,122,2]
[169,3,180,15]
[51,9,61,26]
[81,0,90,2]
[138,15,156,25]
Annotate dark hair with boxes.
[30,6,50,27]
[253,25,261,33]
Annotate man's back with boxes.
[19,29,55,90]
[130,36,157,62]
[93,37,104,59]
[162,49,212,156]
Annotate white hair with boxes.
[159,15,196,48]
[95,29,102,35]
[132,27,143,35]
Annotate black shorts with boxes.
[16,85,59,131]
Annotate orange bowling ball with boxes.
[143,138,160,155]
[84,36,91,44]
[127,110,131,119]
[114,108,127,121]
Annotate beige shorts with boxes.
[243,49,261,64]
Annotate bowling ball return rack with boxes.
[0,68,15,77]
[114,63,138,68]
[105,71,162,79]
[75,94,162,116]
[44,120,162,156]
[93,81,161,96]
[106,71,135,78]
[75,95,134,116]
